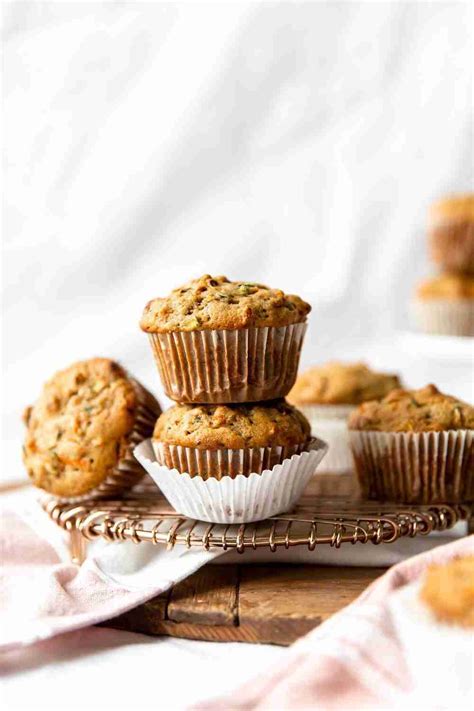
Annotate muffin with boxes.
[152,400,311,478]
[349,384,474,503]
[288,362,401,473]
[420,556,474,628]
[429,194,474,275]
[135,400,328,524]
[23,358,161,499]
[413,273,474,336]
[389,551,474,708]
[140,274,311,403]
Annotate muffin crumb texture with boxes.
[348,384,474,432]
[420,556,474,628]
[289,361,401,405]
[140,274,311,332]
[23,358,138,496]
[416,274,474,301]
[153,400,310,449]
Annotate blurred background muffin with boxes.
[152,399,311,478]
[349,384,474,503]
[420,555,474,628]
[141,274,311,403]
[288,362,401,473]
[413,273,474,336]
[429,194,474,275]
[23,358,161,499]
[413,193,474,337]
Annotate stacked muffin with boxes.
[138,275,328,523]
[288,362,401,473]
[413,194,474,336]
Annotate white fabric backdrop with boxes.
[2,3,473,708]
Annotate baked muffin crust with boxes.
[288,362,401,405]
[23,358,140,496]
[430,194,474,225]
[416,274,474,301]
[153,400,310,449]
[420,556,474,628]
[140,275,311,332]
[348,384,474,433]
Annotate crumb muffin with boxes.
[420,556,474,628]
[152,399,311,478]
[288,362,401,473]
[23,358,161,498]
[349,385,474,502]
[429,194,474,275]
[140,275,311,403]
[413,273,474,336]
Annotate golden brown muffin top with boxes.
[153,400,311,449]
[23,358,139,497]
[430,193,474,225]
[416,273,474,301]
[420,556,474,628]
[288,361,401,405]
[348,384,474,432]
[140,274,311,332]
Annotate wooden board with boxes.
[103,564,384,646]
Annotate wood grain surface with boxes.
[103,564,384,645]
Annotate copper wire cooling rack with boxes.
[43,474,471,556]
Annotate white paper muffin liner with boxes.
[298,404,354,473]
[389,582,474,708]
[134,437,328,524]
[147,322,307,403]
[152,441,307,479]
[412,299,474,337]
[57,380,161,503]
[349,429,474,503]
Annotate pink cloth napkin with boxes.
[197,535,474,710]
[0,497,220,651]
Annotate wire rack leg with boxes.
[70,529,87,565]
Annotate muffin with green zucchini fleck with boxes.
[134,399,328,524]
[23,358,161,499]
[152,399,311,478]
[349,385,474,503]
[140,274,311,403]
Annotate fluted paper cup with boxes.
[389,583,474,708]
[134,437,328,524]
[350,429,474,503]
[298,404,354,473]
[152,440,307,479]
[58,380,161,503]
[412,299,474,337]
[147,322,307,403]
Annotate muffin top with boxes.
[140,274,311,332]
[153,400,311,449]
[23,358,140,497]
[348,384,474,432]
[288,361,401,406]
[420,556,474,628]
[416,273,474,301]
[430,193,474,225]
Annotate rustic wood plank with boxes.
[103,564,384,645]
[167,565,238,626]
[237,565,382,645]
[100,589,170,636]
